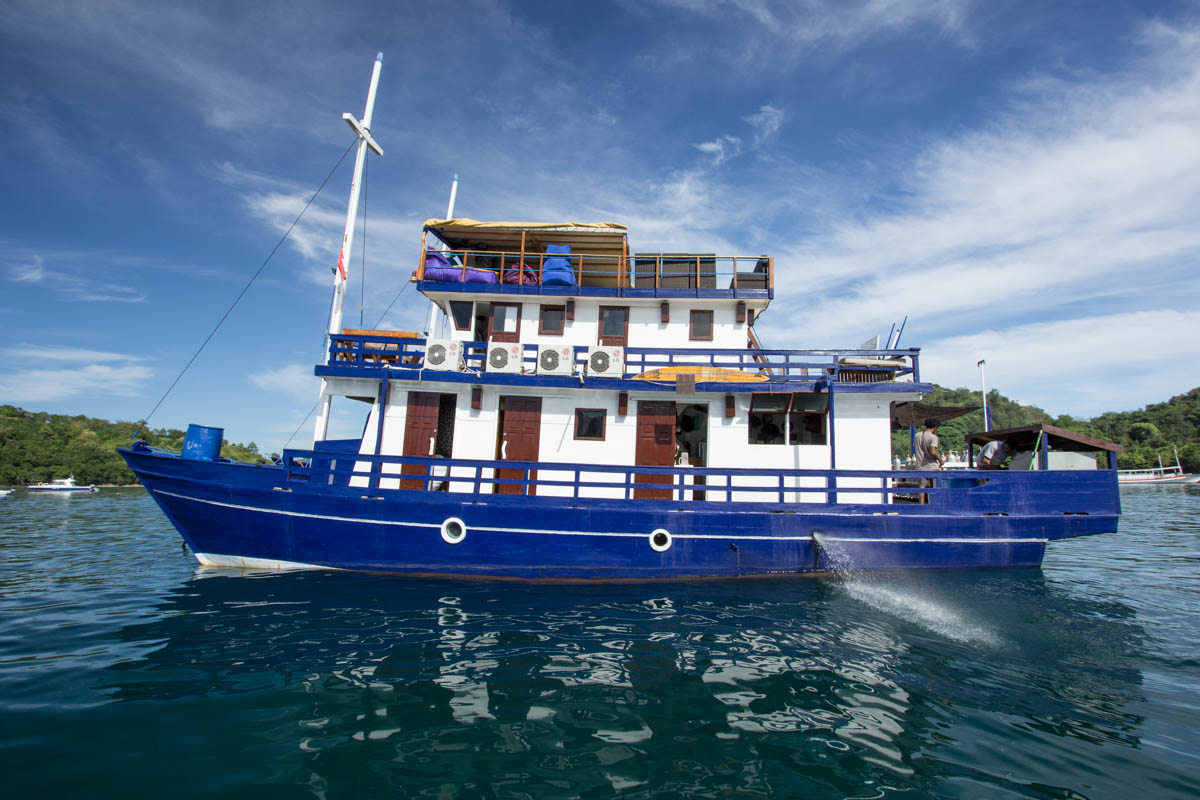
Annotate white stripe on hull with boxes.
[155,489,1048,546]
[195,553,342,571]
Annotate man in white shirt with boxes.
[914,419,945,469]
[979,439,1014,469]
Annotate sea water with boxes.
[0,487,1197,799]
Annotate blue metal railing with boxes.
[279,449,1116,514]
[326,335,919,383]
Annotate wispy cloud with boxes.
[0,346,152,404]
[249,363,315,403]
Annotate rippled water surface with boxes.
[1,487,1197,799]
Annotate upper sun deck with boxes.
[415,219,773,299]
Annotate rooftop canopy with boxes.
[965,423,1122,453]
[424,219,628,257]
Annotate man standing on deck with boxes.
[914,419,946,469]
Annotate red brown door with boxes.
[400,391,440,489]
[496,396,542,495]
[635,401,677,499]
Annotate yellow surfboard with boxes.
[632,365,769,383]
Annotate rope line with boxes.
[131,139,357,441]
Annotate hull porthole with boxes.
[441,517,467,545]
[649,528,672,553]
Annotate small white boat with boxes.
[26,477,98,493]
[0,489,11,500]
[1118,449,1199,485]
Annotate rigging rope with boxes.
[130,139,358,442]
[281,279,412,451]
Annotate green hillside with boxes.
[0,406,268,486]
[893,386,1200,471]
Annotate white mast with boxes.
[424,174,459,338]
[314,53,384,443]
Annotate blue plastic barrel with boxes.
[182,424,224,461]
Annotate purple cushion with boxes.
[425,250,452,267]
[502,262,537,284]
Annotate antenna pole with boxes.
[315,53,384,443]
[424,174,459,338]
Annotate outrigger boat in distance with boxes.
[118,54,1125,579]
[26,477,98,493]
[1117,448,1199,485]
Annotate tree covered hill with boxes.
[892,386,1200,471]
[0,406,267,486]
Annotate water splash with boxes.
[814,532,1002,648]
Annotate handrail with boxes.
[417,248,773,291]
[280,448,1118,512]
[325,334,919,382]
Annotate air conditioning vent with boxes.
[537,345,574,376]
[486,341,524,374]
[588,346,624,377]
[424,339,462,371]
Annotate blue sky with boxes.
[2,0,1199,453]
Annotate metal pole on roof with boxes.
[977,359,990,432]
[424,174,458,339]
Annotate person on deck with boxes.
[979,439,1015,469]
[914,419,946,470]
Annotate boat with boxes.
[0,489,11,500]
[1117,449,1199,485]
[26,477,98,493]
[118,55,1124,579]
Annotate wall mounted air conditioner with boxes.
[486,341,524,374]
[587,346,624,377]
[423,339,463,371]
[537,345,574,376]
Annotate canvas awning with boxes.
[890,402,980,429]
[423,218,628,260]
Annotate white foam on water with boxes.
[813,532,1002,648]
[839,579,1002,648]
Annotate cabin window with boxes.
[598,306,629,347]
[539,305,565,335]
[574,408,606,441]
[749,394,789,445]
[749,393,828,446]
[488,303,521,343]
[789,393,829,446]
[689,310,714,341]
[449,301,473,331]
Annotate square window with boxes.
[690,309,714,340]
[488,304,521,343]
[449,301,473,331]
[574,408,606,440]
[539,305,565,335]
[598,306,629,347]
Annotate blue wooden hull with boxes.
[119,447,1120,580]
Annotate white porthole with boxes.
[441,517,467,545]
[649,528,672,553]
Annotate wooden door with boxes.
[400,391,440,489]
[635,401,677,499]
[496,396,542,495]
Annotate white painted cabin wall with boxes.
[440,297,748,356]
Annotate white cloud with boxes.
[249,363,316,403]
[0,363,153,404]
[921,310,1200,417]
[4,344,146,363]
[744,105,783,145]
[695,135,743,166]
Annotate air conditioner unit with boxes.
[486,341,524,374]
[587,346,624,377]
[537,345,574,376]
[423,339,463,371]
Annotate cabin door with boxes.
[635,400,677,499]
[495,396,542,495]
[400,391,455,490]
